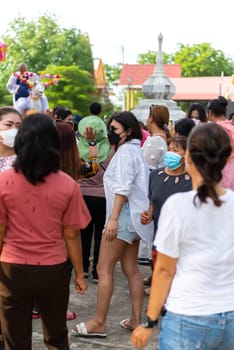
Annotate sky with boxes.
[0,0,233,66]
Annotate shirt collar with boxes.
[127,139,141,145]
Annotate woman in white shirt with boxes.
[72,111,154,337]
[131,122,234,350]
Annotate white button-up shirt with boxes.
[104,139,154,243]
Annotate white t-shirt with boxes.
[155,189,234,315]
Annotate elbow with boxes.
[63,228,80,240]
[156,265,176,279]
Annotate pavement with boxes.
[32,262,159,349]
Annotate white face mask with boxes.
[0,128,18,148]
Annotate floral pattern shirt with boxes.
[0,155,16,173]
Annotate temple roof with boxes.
[119,64,181,86]
[117,64,233,101]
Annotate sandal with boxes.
[119,319,134,331]
[144,287,151,296]
[71,322,106,338]
[143,276,152,286]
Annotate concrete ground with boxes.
[32,262,159,349]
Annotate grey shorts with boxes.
[117,203,140,244]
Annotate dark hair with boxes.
[174,118,195,137]
[72,114,83,124]
[228,112,234,120]
[187,123,232,207]
[207,96,228,117]
[187,103,207,122]
[169,135,187,151]
[55,107,72,121]
[14,114,60,184]
[111,111,142,141]
[0,107,22,121]
[138,121,147,130]
[90,102,101,115]
[56,122,81,180]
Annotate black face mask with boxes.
[108,128,121,145]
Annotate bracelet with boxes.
[88,140,97,146]
[88,156,98,163]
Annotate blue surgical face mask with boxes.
[164,151,182,170]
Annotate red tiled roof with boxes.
[119,64,181,85]
[118,64,233,101]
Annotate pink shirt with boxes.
[217,120,234,191]
[0,169,91,265]
[141,129,150,146]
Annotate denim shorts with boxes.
[159,310,234,350]
[117,203,140,244]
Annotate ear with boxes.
[126,128,132,136]
[148,115,153,124]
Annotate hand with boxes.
[130,325,153,348]
[103,218,118,242]
[74,275,88,295]
[141,210,152,225]
[84,127,96,142]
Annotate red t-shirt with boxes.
[0,169,91,265]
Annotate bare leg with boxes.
[120,240,144,329]
[84,236,128,333]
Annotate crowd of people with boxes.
[0,64,234,349]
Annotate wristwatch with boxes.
[88,140,97,146]
[141,315,158,328]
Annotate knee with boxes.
[121,265,139,278]
[97,263,114,280]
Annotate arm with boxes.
[63,227,88,295]
[6,74,18,94]
[0,224,6,254]
[78,126,99,178]
[41,94,49,113]
[84,126,98,159]
[103,194,127,242]
[141,201,153,225]
[131,252,177,348]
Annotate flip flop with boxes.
[71,322,106,338]
[144,287,151,296]
[119,319,134,331]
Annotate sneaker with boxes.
[32,310,41,319]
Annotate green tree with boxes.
[0,13,96,108]
[173,43,234,77]
[3,14,94,73]
[104,63,122,83]
[41,65,97,115]
[137,50,173,64]
[136,44,234,77]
